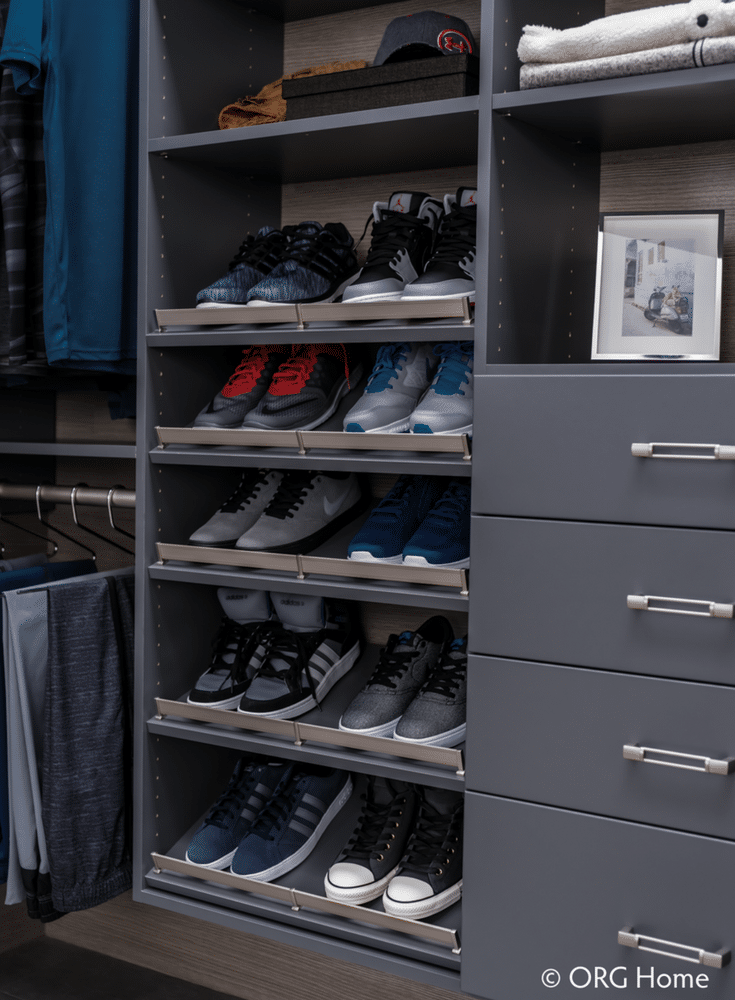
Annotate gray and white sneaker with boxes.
[187,589,274,709]
[338,616,454,737]
[188,470,283,548]
[342,192,442,304]
[238,593,361,718]
[394,636,467,747]
[401,188,476,301]
[409,341,473,435]
[234,470,364,554]
[343,342,439,433]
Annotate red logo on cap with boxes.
[438,29,472,54]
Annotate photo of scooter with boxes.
[643,284,691,335]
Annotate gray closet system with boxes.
[135,1,735,999]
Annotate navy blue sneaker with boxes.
[196,227,291,308]
[402,479,470,568]
[247,222,358,305]
[230,766,353,881]
[347,475,446,563]
[185,758,292,869]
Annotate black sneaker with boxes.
[193,345,291,429]
[247,222,358,305]
[187,588,274,709]
[342,192,443,303]
[382,787,463,919]
[241,343,363,431]
[196,227,292,308]
[402,188,477,301]
[394,636,467,747]
[238,593,361,718]
[325,778,419,904]
[188,469,283,548]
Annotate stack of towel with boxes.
[518,0,735,89]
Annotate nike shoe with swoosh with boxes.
[234,470,365,554]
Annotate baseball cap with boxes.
[373,10,477,66]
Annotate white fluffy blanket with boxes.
[518,0,735,64]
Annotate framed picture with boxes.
[591,210,724,360]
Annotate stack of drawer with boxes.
[460,372,735,999]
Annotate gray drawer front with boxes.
[471,373,735,529]
[466,654,735,839]
[461,794,735,1000]
[469,516,735,683]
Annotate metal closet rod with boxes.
[0,483,135,508]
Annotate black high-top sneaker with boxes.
[237,593,362,718]
[196,227,293,307]
[192,344,291,429]
[187,588,274,709]
[342,192,443,303]
[401,187,477,301]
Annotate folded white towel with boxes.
[518,0,735,64]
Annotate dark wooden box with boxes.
[283,54,479,120]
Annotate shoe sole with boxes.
[241,365,363,433]
[344,416,411,434]
[232,776,354,882]
[337,716,401,738]
[195,302,250,309]
[324,864,400,904]
[187,691,247,710]
[246,274,359,307]
[402,554,470,570]
[382,878,462,919]
[348,551,404,564]
[237,640,361,719]
[184,847,238,870]
[400,290,475,302]
[341,290,404,304]
[393,723,466,748]
[235,496,369,555]
[410,424,473,436]
[188,538,244,549]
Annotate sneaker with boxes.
[237,593,361,719]
[409,341,473,435]
[382,787,463,919]
[247,222,358,305]
[394,636,467,746]
[195,227,291,308]
[241,343,363,431]
[325,778,419,904]
[188,470,283,548]
[343,343,438,433]
[193,345,291,429]
[230,766,353,881]
[187,589,274,709]
[342,193,442,303]
[235,470,364,554]
[338,616,453,737]
[184,758,292,869]
[347,475,445,563]
[401,188,477,301]
[402,479,470,569]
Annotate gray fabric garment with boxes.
[42,574,134,912]
[520,35,735,89]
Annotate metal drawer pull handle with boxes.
[618,927,730,969]
[631,442,735,460]
[627,594,734,619]
[623,743,735,776]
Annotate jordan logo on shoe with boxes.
[394,196,406,213]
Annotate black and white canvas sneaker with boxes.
[394,636,467,747]
[188,470,283,548]
[401,188,477,301]
[187,588,274,709]
[342,192,442,303]
[325,778,419,904]
[234,470,365,554]
[237,593,361,719]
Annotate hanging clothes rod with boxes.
[0,484,135,508]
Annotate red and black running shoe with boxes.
[193,344,291,428]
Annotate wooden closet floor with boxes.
[1,939,234,1000]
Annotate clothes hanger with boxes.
[107,487,135,544]
[70,485,134,556]
[34,485,97,563]
[0,487,58,557]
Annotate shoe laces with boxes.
[263,471,317,520]
[250,769,306,840]
[249,621,324,706]
[366,632,421,689]
[429,205,476,264]
[356,211,429,267]
[282,223,355,278]
[267,343,351,395]
[204,759,257,829]
[431,342,473,396]
[218,470,272,513]
[365,342,411,394]
[399,800,463,877]
[370,476,418,519]
[221,345,288,398]
[341,781,410,861]
[425,480,471,525]
[420,638,467,699]
[229,227,292,271]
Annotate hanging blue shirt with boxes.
[0,0,137,372]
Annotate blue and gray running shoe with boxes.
[247,222,358,305]
[402,479,470,569]
[196,227,291,308]
[347,475,446,563]
[185,758,292,869]
[409,341,473,435]
[230,766,353,881]
[343,342,438,433]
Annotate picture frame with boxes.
[591,210,724,361]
